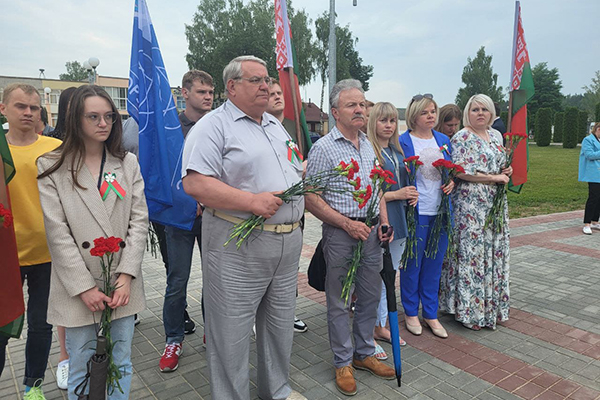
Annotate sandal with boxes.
[373,344,388,360]
[462,323,481,331]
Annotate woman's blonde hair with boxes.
[463,94,496,128]
[406,96,438,131]
[367,102,403,165]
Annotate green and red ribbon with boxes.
[286,140,303,164]
[439,144,449,155]
[99,172,126,201]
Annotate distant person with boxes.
[491,102,507,135]
[435,104,462,137]
[439,94,511,331]
[0,83,61,399]
[37,84,148,400]
[48,87,77,141]
[579,122,600,235]
[37,108,55,136]
[266,78,308,334]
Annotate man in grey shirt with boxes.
[182,56,306,400]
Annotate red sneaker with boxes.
[159,343,182,372]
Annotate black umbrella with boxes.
[75,335,108,400]
[380,226,402,387]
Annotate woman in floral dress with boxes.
[439,94,511,330]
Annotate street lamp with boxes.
[84,57,100,84]
[44,87,53,127]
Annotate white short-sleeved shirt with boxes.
[182,100,304,225]
[410,135,442,215]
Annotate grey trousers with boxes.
[202,212,302,400]
[322,222,382,368]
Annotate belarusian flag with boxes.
[274,0,311,158]
[508,1,534,193]
[0,124,25,338]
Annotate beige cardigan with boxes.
[37,151,148,328]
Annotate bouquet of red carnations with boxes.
[340,161,396,304]
[400,156,423,270]
[0,204,13,228]
[484,132,528,232]
[90,236,126,395]
[425,159,464,259]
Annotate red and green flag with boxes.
[274,0,312,158]
[0,124,25,338]
[508,1,534,193]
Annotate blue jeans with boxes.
[163,216,201,344]
[66,315,135,400]
[0,263,52,386]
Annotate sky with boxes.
[1,0,598,112]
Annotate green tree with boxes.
[534,108,552,146]
[185,0,317,95]
[563,107,578,148]
[595,102,600,122]
[582,70,600,117]
[528,62,563,127]
[500,111,509,129]
[563,93,584,109]
[578,110,589,143]
[59,61,88,81]
[553,111,564,143]
[314,12,374,109]
[455,47,503,110]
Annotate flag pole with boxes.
[287,66,304,155]
[507,1,520,132]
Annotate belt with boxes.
[206,207,301,234]
[349,215,380,225]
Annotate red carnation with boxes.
[351,176,361,190]
[347,168,355,180]
[404,155,420,164]
[350,158,360,173]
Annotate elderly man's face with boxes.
[232,61,270,114]
[332,88,366,132]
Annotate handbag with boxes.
[307,239,326,292]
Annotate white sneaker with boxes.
[583,226,592,235]
[590,222,600,230]
[56,360,68,390]
[287,390,307,400]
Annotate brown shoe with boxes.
[352,355,395,380]
[335,365,357,396]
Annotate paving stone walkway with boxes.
[2,210,600,399]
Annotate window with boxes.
[102,86,128,110]
[176,95,186,111]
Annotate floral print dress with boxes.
[438,128,510,329]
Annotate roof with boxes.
[303,102,328,122]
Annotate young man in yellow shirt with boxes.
[0,83,61,399]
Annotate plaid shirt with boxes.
[305,127,378,218]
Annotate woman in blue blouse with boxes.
[579,122,600,235]
[398,94,454,339]
[366,102,418,357]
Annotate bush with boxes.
[553,111,564,143]
[500,111,509,129]
[535,108,552,146]
[563,107,579,148]
[578,110,589,143]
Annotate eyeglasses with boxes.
[411,93,433,102]
[236,76,272,86]
[84,112,118,126]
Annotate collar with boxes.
[330,126,367,143]
[179,111,196,128]
[226,100,276,128]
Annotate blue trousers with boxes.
[400,214,448,319]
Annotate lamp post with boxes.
[84,57,100,85]
[44,87,53,127]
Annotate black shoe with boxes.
[294,316,308,333]
[184,310,196,334]
[134,314,140,326]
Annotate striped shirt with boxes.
[305,126,378,218]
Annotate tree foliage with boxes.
[59,61,88,81]
[455,47,503,110]
[529,62,563,127]
[578,110,589,143]
[563,107,579,148]
[500,111,509,129]
[595,102,600,122]
[563,93,584,109]
[582,70,600,117]
[535,108,552,147]
[553,111,564,143]
[314,12,374,108]
[185,0,317,95]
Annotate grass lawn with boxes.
[507,144,587,218]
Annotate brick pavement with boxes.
[1,210,600,399]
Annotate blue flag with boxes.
[127,0,196,230]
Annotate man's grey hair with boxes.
[330,79,364,110]
[222,55,268,94]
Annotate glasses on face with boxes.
[411,93,433,102]
[84,112,118,126]
[236,76,272,86]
